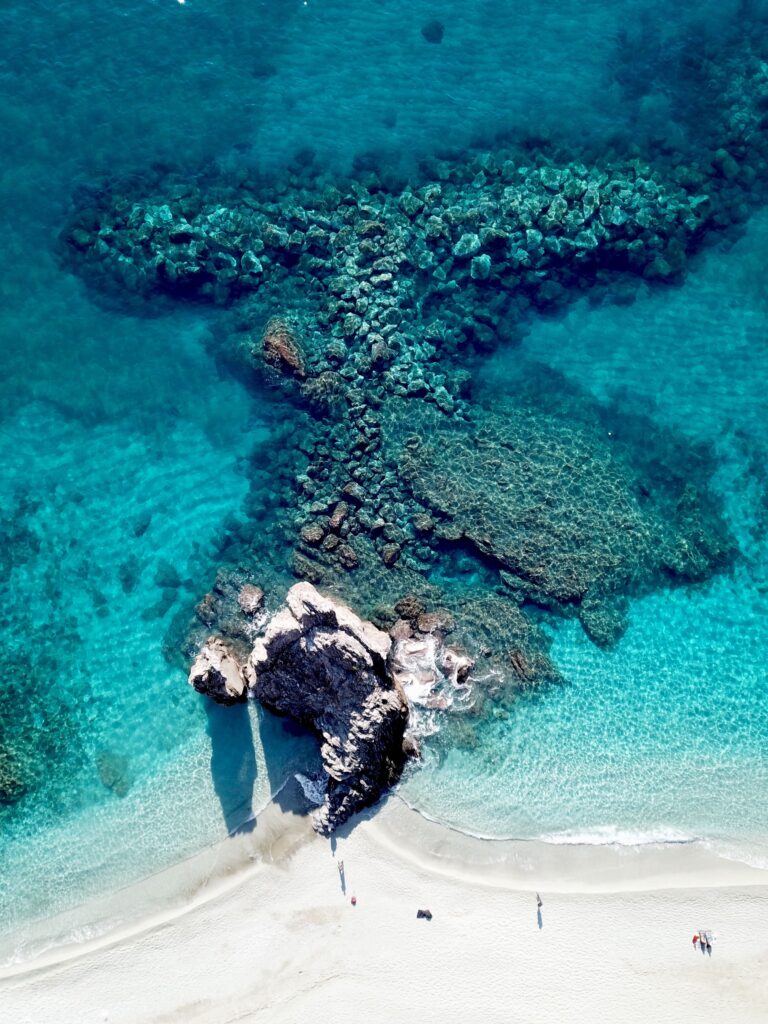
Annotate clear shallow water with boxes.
[0,0,767,953]
[402,211,768,849]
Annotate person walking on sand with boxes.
[337,859,346,894]
[536,893,543,909]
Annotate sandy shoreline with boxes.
[2,794,767,1023]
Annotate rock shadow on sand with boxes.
[204,699,257,836]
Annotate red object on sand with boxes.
[351,896,357,906]
[692,935,699,944]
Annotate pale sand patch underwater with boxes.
[1,796,767,1024]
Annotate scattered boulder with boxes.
[189,636,247,704]
[96,750,131,797]
[260,317,306,379]
[421,19,444,44]
[237,584,265,616]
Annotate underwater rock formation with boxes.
[260,316,306,380]
[63,154,714,383]
[0,747,27,805]
[421,19,444,44]
[190,566,266,662]
[62,50,758,721]
[394,392,732,642]
[190,582,410,833]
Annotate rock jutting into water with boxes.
[189,582,410,833]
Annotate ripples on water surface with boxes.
[1,0,767,953]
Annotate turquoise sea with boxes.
[1,0,767,959]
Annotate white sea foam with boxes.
[392,633,476,745]
[700,837,768,872]
[538,825,695,847]
[1,918,123,969]
[294,772,326,807]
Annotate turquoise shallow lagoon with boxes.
[1,0,767,957]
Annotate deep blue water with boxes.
[1,0,767,958]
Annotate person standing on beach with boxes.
[536,893,543,909]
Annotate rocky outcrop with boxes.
[189,583,411,833]
[189,636,247,705]
[246,583,408,833]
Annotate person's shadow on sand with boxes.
[537,908,543,930]
[205,699,257,836]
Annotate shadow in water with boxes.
[205,699,257,836]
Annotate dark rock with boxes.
[196,591,218,626]
[413,513,435,534]
[260,317,306,379]
[381,543,401,567]
[244,583,410,832]
[342,481,366,505]
[390,618,413,640]
[394,594,426,622]
[421,19,445,44]
[96,750,131,797]
[300,522,326,545]
[416,611,443,633]
[338,543,359,569]
[329,501,350,531]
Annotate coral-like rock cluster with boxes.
[63,34,764,743]
[395,394,732,642]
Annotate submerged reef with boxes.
[59,32,768,771]
[393,380,732,646]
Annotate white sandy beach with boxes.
[2,796,767,1024]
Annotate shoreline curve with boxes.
[3,787,768,980]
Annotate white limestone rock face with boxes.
[246,583,409,834]
[188,636,247,705]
